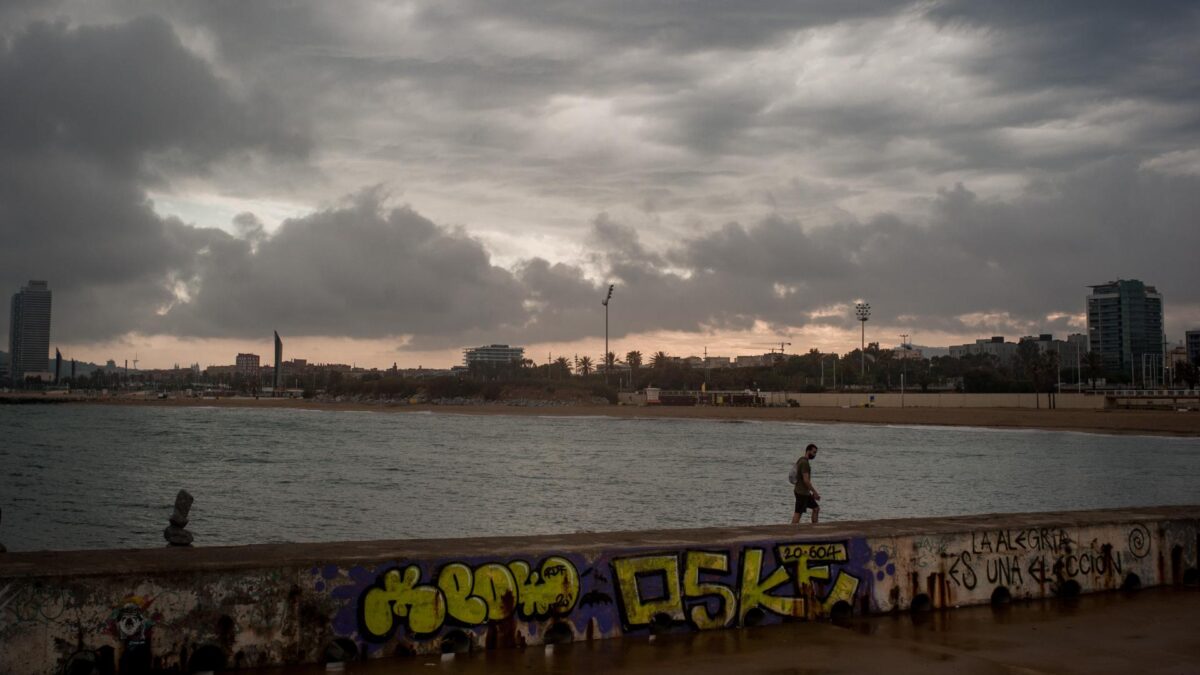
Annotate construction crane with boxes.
[758,342,792,362]
[749,341,792,367]
[744,341,792,356]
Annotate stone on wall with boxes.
[163,490,194,547]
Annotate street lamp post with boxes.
[855,302,870,387]
[821,353,838,391]
[602,284,614,385]
[899,333,908,407]
[1080,343,1089,391]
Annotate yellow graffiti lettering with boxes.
[682,551,736,630]
[438,563,487,625]
[820,572,861,613]
[473,563,518,621]
[612,555,685,627]
[740,548,804,621]
[361,557,576,640]
[508,556,580,618]
[361,566,446,637]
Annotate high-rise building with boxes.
[1187,330,1200,365]
[236,353,261,377]
[273,331,283,392]
[1086,279,1164,378]
[8,280,52,385]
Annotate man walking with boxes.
[790,443,821,524]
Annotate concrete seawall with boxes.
[1,506,1197,673]
[618,391,1115,409]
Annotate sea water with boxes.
[1,404,1198,551]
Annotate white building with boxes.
[948,336,1018,365]
[463,344,525,367]
[1018,334,1087,368]
[735,355,770,368]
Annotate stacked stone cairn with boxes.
[163,490,194,547]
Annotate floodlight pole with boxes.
[855,302,871,387]
[602,284,614,386]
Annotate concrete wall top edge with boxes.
[2,505,1196,580]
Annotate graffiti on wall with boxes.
[945,526,1144,593]
[358,556,580,640]
[106,596,157,645]
[5,516,1198,673]
[326,539,875,653]
[610,543,861,631]
[0,584,14,617]
[0,582,71,639]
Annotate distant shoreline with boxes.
[58,396,1200,437]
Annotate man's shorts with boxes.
[794,493,819,514]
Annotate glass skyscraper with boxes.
[1086,279,1163,380]
[8,280,52,385]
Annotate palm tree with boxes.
[553,356,571,379]
[1178,360,1199,389]
[1082,351,1104,390]
[605,351,617,371]
[578,355,593,376]
[626,350,643,370]
[651,351,669,368]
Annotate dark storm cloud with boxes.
[161,192,529,339]
[915,1,1200,173]
[927,2,1200,100]
[0,16,305,341]
[579,160,1200,340]
[0,16,303,173]
[4,2,1200,352]
[145,156,1200,348]
[132,0,1200,190]
[418,0,896,53]
[164,155,1200,349]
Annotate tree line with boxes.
[28,344,1200,397]
[466,343,1200,394]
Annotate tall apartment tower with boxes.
[236,353,261,377]
[1187,330,1200,365]
[1086,279,1164,378]
[8,280,52,384]
[273,331,283,392]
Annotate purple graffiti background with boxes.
[310,536,882,655]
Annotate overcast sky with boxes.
[3,1,1199,369]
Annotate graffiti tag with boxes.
[359,556,579,640]
[611,543,859,631]
[971,528,1071,554]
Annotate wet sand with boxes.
[244,587,1200,674]
[89,397,1200,437]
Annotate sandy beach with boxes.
[83,396,1200,437]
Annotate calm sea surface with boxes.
[1,404,1198,552]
